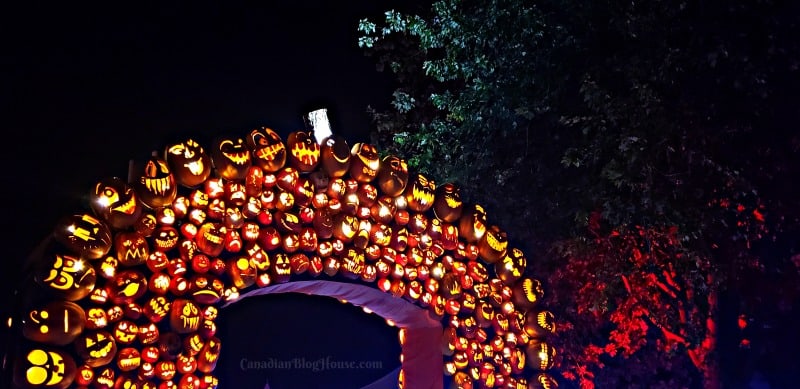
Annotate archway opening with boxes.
[217,292,401,389]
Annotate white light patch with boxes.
[308,108,333,145]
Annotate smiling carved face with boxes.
[166,138,212,188]
[247,127,286,173]
[212,136,252,180]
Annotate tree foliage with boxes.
[359,0,800,387]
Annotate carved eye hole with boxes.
[145,161,157,177]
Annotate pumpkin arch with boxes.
[10,115,559,389]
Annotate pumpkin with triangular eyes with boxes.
[433,182,463,223]
[211,135,252,181]
[404,173,436,213]
[247,127,286,173]
[13,347,77,389]
[166,138,212,188]
[75,330,117,368]
[89,177,142,229]
[132,154,178,209]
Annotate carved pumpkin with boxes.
[166,138,212,188]
[246,127,286,173]
[478,225,508,263]
[349,142,380,183]
[36,253,96,301]
[170,299,201,334]
[496,247,527,285]
[458,204,487,244]
[286,130,320,172]
[320,135,351,177]
[433,182,463,223]
[22,300,85,346]
[525,340,556,371]
[404,173,436,213]
[75,330,117,367]
[90,177,142,229]
[114,231,149,267]
[153,226,179,252]
[512,278,544,311]
[210,136,252,180]
[195,222,226,257]
[377,155,408,197]
[53,213,112,260]
[524,310,556,339]
[132,154,177,209]
[14,347,76,389]
[107,269,148,305]
[528,373,559,389]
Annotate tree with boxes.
[358,0,800,387]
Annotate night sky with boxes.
[2,2,428,388]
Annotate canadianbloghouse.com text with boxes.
[240,356,383,373]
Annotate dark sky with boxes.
[2,2,428,388]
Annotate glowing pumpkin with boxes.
[22,300,85,346]
[210,135,252,180]
[166,138,213,188]
[75,330,117,367]
[286,130,320,172]
[246,127,286,173]
[13,347,76,389]
[53,213,112,260]
[404,173,436,213]
[349,142,380,183]
[320,135,351,177]
[377,155,408,197]
[36,253,96,301]
[90,177,142,229]
[433,182,463,223]
[132,155,177,209]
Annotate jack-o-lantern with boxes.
[286,130,320,172]
[433,182,463,223]
[144,296,171,323]
[512,278,544,311]
[320,135,351,177]
[133,154,178,209]
[166,138,213,188]
[524,310,556,339]
[496,248,527,285]
[528,373,559,389]
[135,212,158,237]
[211,136,252,180]
[153,226,179,252]
[404,173,436,213]
[138,322,160,345]
[195,222,226,257]
[349,143,380,183]
[170,299,201,334]
[272,253,292,283]
[114,231,150,267]
[107,270,148,305]
[22,300,85,346]
[53,213,112,260]
[478,225,508,264]
[525,340,556,371]
[36,253,96,301]
[14,347,76,389]
[90,177,142,229]
[117,347,141,372]
[191,274,224,305]
[377,155,408,197]
[113,319,139,345]
[197,337,221,374]
[247,127,286,173]
[458,204,487,244]
[75,330,117,367]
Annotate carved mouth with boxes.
[184,159,205,175]
[181,316,200,330]
[412,186,434,205]
[522,279,541,303]
[142,176,173,196]
[203,231,223,244]
[485,232,506,251]
[444,194,461,208]
[155,237,178,249]
[223,149,251,165]
[256,143,285,161]
[291,142,320,166]
[88,340,114,358]
[123,247,147,261]
[112,194,137,215]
